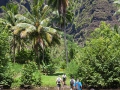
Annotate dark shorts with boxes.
[70,84,74,88]
[63,78,66,81]
[57,84,61,87]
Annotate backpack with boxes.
[75,82,82,90]
[70,79,74,85]
[75,83,78,90]
[57,78,61,84]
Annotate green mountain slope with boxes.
[0,0,120,45]
[68,0,120,45]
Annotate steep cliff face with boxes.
[68,0,120,45]
[87,0,119,30]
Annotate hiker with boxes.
[56,75,62,90]
[74,79,82,90]
[62,73,67,85]
[70,77,75,90]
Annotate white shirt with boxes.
[56,77,62,84]
[62,74,66,78]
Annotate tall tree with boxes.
[0,2,20,63]
[13,0,60,69]
[48,0,72,66]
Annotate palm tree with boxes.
[13,0,60,69]
[0,2,20,63]
[48,0,72,66]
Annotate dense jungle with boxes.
[0,0,120,90]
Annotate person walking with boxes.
[74,79,82,90]
[62,73,67,85]
[70,77,75,90]
[56,75,62,90]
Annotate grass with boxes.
[41,71,70,87]
[10,63,70,88]
[41,74,57,87]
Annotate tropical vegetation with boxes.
[0,0,120,89]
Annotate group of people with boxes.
[56,74,82,90]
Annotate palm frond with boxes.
[45,33,53,44]
[51,34,61,45]
[13,23,36,35]
[15,14,33,24]
[41,5,50,20]
[38,25,43,33]
[48,0,58,9]
[0,18,7,24]
[43,27,57,34]
[13,27,22,35]
[14,23,35,29]
[0,6,8,13]
[40,18,50,27]
[20,30,27,38]
[26,25,36,33]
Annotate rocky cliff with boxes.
[68,0,120,45]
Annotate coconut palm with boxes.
[12,0,60,69]
[0,2,21,63]
[48,0,73,66]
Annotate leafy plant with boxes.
[81,22,120,88]
[42,62,56,75]
[0,26,13,87]
[65,60,79,79]
[21,61,41,86]
[15,50,35,64]
[0,63,14,87]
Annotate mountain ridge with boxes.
[68,0,120,45]
[0,0,120,45]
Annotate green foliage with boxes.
[21,61,41,86]
[60,61,66,69]
[15,50,35,64]
[66,60,79,79]
[0,30,9,63]
[42,62,56,75]
[0,26,13,87]
[0,63,14,87]
[66,22,120,88]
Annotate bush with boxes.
[0,30,13,88]
[65,60,79,79]
[42,63,56,75]
[21,61,41,86]
[15,50,35,64]
[0,63,14,87]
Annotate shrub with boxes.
[65,60,79,79]
[15,50,35,64]
[21,61,41,86]
[0,30,13,88]
[42,63,56,75]
[0,63,14,87]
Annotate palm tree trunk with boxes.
[63,18,68,67]
[38,50,40,69]
[13,35,15,63]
